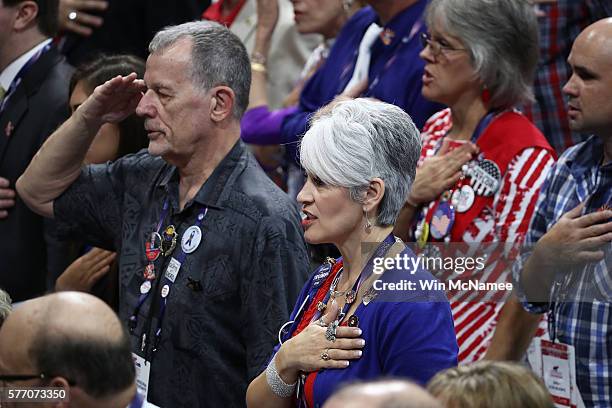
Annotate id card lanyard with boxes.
[150,205,208,352]
[128,198,208,356]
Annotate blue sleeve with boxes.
[377,302,458,385]
[280,105,313,146]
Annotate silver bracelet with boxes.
[265,354,297,398]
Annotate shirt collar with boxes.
[0,38,52,91]
[158,140,247,211]
[564,135,607,180]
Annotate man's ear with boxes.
[210,86,236,123]
[362,177,385,213]
[14,1,39,32]
[49,376,70,408]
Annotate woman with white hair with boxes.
[394,0,557,363]
[246,98,458,408]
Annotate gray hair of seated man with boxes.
[425,0,539,109]
[300,98,421,226]
[149,20,251,119]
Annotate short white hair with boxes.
[300,98,421,226]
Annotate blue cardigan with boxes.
[272,246,458,407]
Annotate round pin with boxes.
[469,159,501,197]
[145,241,161,261]
[451,185,476,213]
[140,280,152,294]
[161,284,170,298]
[417,219,430,249]
[181,225,202,254]
[430,201,455,240]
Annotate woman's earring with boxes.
[364,208,372,233]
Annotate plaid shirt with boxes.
[522,0,610,155]
[515,135,612,407]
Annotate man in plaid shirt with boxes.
[515,19,612,407]
[523,0,610,155]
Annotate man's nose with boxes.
[135,90,157,117]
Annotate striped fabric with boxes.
[418,108,555,363]
[514,135,612,407]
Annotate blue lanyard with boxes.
[151,206,208,352]
[433,110,498,156]
[326,233,396,323]
[128,199,171,335]
[280,234,397,344]
[0,42,51,114]
[129,199,209,356]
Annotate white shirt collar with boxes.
[0,38,52,91]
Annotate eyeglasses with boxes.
[0,373,76,385]
[420,32,467,58]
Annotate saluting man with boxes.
[17,20,310,407]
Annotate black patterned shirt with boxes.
[54,141,310,407]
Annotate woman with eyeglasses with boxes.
[394,0,556,364]
[246,98,457,408]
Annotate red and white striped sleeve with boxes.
[483,147,556,244]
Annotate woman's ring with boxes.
[68,11,78,21]
[320,349,331,361]
[325,321,338,342]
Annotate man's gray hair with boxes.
[300,98,421,226]
[426,0,538,109]
[149,21,251,118]
[0,288,12,327]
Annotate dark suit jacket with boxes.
[0,46,73,301]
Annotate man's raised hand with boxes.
[78,73,146,130]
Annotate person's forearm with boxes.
[246,372,295,408]
[16,108,101,218]
[520,246,557,303]
[241,106,298,145]
[484,294,542,361]
[246,346,298,408]
[248,70,269,110]
[248,25,273,110]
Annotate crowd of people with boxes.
[0,0,610,407]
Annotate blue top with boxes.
[273,246,458,408]
[280,2,444,154]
